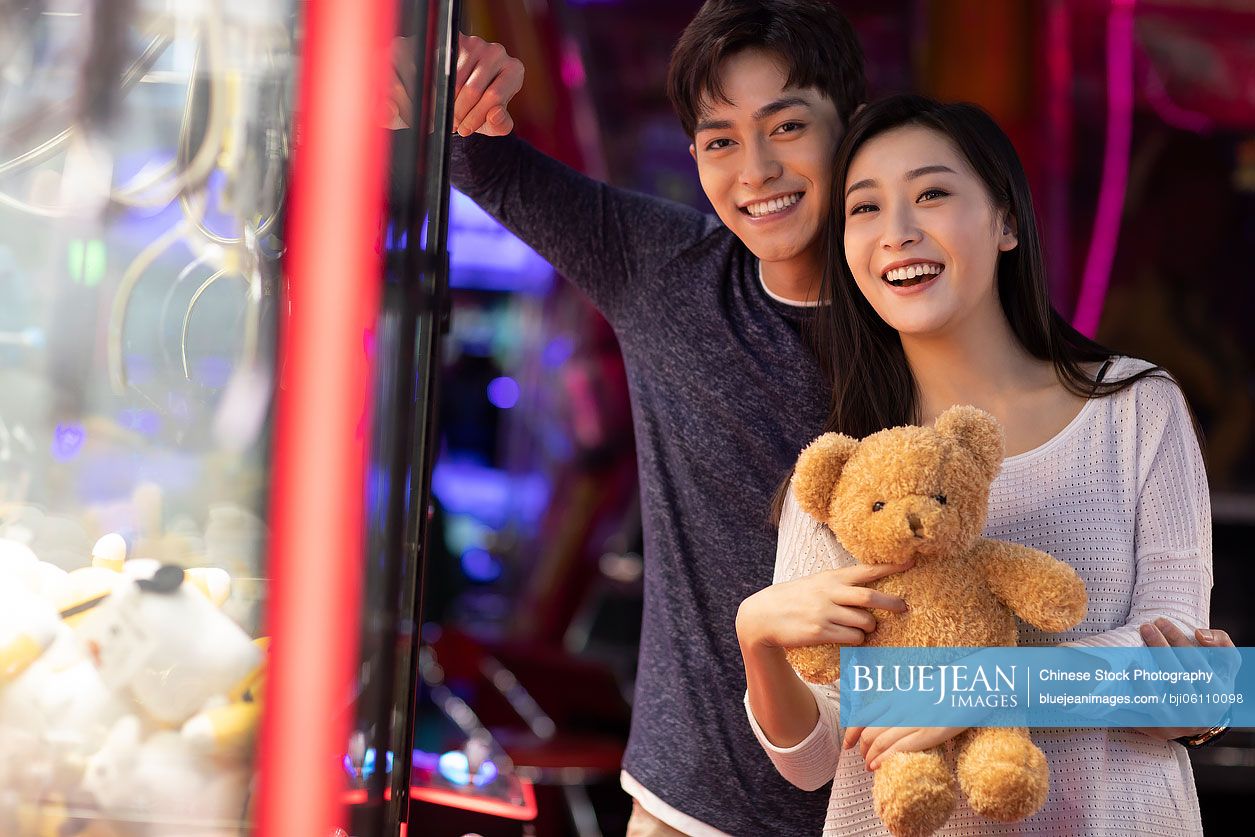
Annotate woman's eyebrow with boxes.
[845,164,957,198]
[845,177,876,198]
[905,164,956,180]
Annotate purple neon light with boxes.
[486,376,520,409]
[51,422,86,461]
[1073,0,1136,338]
[460,547,502,583]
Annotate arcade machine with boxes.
[0,0,537,834]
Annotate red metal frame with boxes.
[257,1,397,834]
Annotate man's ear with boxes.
[689,143,697,162]
[998,210,1019,252]
[793,433,860,522]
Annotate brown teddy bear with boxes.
[786,405,1087,837]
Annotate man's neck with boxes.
[759,257,822,305]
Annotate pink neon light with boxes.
[1072,0,1136,337]
[1145,62,1213,134]
[560,41,587,88]
[342,783,539,822]
[1044,0,1072,299]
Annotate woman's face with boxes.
[841,125,1018,339]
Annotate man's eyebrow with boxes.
[845,165,958,199]
[694,117,733,134]
[694,96,813,135]
[752,96,812,121]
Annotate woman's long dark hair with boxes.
[772,94,1171,521]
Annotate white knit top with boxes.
[745,356,1212,836]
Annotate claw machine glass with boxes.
[0,0,481,833]
[0,2,296,834]
[0,0,403,835]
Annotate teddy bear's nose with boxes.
[907,512,925,537]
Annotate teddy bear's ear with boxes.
[793,433,860,522]
[935,405,1004,481]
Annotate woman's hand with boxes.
[735,562,912,652]
[1135,617,1235,741]
[843,726,968,771]
[737,561,912,750]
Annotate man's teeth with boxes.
[883,263,943,284]
[745,193,801,218]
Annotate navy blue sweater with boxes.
[451,132,832,835]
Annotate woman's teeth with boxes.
[745,193,802,218]
[883,263,943,287]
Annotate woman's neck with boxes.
[900,313,1055,424]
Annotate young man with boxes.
[399,2,865,833]
[392,1,1233,833]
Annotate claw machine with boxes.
[0,0,492,835]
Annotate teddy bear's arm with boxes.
[976,540,1087,633]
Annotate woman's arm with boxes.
[737,620,825,749]
[1061,376,1213,649]
[1059,376,1224,740]
[738,489,908,790]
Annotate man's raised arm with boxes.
[389,33,715,326]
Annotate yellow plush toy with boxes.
[788,405,1087,837]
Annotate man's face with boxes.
[690,49,843,268]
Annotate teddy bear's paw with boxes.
[955,729,1048,822]
[784,644,841,684]
[872,750,956,837]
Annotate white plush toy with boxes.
[74,564,261,831]
[0,576,127,805]
[84,714,251,830]
[0,537,69,606]
[0,532,260,832]
[57,534,133,627]
[78,564,261,728]
[0,573,60,682]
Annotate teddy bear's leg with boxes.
[871,748,956,837]
[954,726,1048,822]
[784,643,841,684]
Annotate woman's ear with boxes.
[999,211,1019,252]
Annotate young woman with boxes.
[735,95,1229,835]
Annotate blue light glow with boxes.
[486,376,520,409]
[51,423,86,461]
[542,336,575,368]
[448,189,553,294]
[193,355,233,389]
[118,409,160,437]
[460,547,502,583]
[437,749,499,787]
[362,748,394,779]
[343,748,395,779]
[431,462,550,529]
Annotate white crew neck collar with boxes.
[757,260,823,307]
